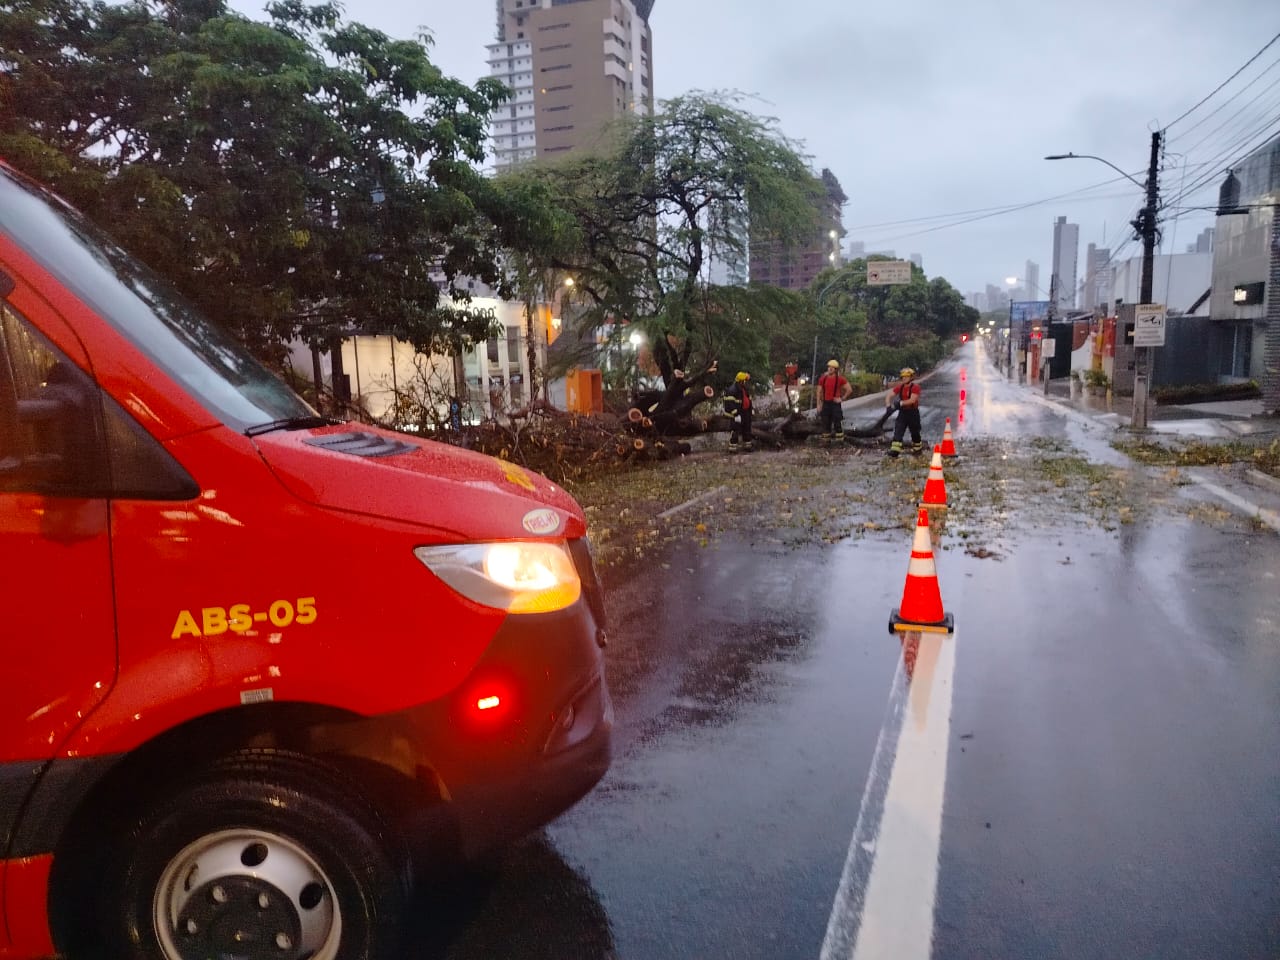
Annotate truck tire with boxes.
[82,750,408,960]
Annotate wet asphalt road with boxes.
[422,344,1280,960]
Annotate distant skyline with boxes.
[231,0,1280,295]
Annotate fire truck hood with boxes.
[253,424,586,542]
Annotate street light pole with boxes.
[812,273,844,409]
[1045,132,1162,429]
[1132,130,1163,430]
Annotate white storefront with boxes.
[286,296,553,426]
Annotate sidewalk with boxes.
[1027,374,1280,532]
[1036,376,1278,440]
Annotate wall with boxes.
[285,297,555,425]
[1106,252,1211,314]
[1154,315,1215,387]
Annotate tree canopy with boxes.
[494,93,824,393]
[778,258,979,377]
[0,0,537,355]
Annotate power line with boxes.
[1163,111,1280,208]
[1174,77,1280,161]
[1164,30,1280,130]
[845,173,1139,232]
[1163,108,1280,205]
[863,190,1138,246]
[1170,53,1280,144]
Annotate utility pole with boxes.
[1132,129,1162,429]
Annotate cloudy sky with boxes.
[241,0,1280,299]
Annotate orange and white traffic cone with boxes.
[920,445,949,509]
[889,508,955,635]
[940,417,958,457]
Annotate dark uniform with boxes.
[888,372,923,457]
[817,363,851,438]
[724,375,754,451]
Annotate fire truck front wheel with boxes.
[74,750,409,960]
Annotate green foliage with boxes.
[0,0,539,354]
[862,340,944,378]
[495,93,823,388]
[783,258,976,377]
[849,372,885,396]
[1121,437,1280,478]
[1151,380,1260,404]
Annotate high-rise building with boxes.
[1081,243,1111,311]
[909,253,923,269]
[487,0,655,170]
[1186,227,1214,254]
[1050,216,1079,311]
[1025,260,1040,301]
[749,168,846,291]
[847,240,866,260]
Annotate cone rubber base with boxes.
[889,609,955,635]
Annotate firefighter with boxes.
[886,367,923,457]
[724,371,754,452]
[817,359,853,439]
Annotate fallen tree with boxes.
[422,396,895,483]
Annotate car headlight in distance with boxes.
[413,541,582,614]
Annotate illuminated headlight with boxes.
[413,541,582,614]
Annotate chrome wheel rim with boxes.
[152,827,341,960]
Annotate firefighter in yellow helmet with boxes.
[723,371,754,452]
[885,367,923,457]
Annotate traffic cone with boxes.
[889,509,954,635]
[940,418,958,457]
[920,446,948,509]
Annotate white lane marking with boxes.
[1187,474,1280,533]
[821,633,957,960]
[819,655,908,960]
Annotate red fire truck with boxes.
[0,161,612,958]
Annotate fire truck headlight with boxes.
[414,541,581,614]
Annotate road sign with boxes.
[867,260,912,285]
[1133,303,1166,347]
[1040,337,1056,358]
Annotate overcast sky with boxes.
[239,0,1280,299]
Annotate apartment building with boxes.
[749,168,847,291]
[1050,215,1079,312]
[487,0,655,170]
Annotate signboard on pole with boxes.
[1133,303,1166,347]
[866,260,912,285]
[1040,337,1056,358]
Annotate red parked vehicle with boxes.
[0,160,612,959]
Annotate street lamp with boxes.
[628,331,645,392]
[1046,135,1162,428]
[1004,277,1018,375]
[1044,153,1144,189]
[811,273,847,405]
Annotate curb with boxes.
[1245,468,1280,496]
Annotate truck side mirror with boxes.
[3,382,94,490]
